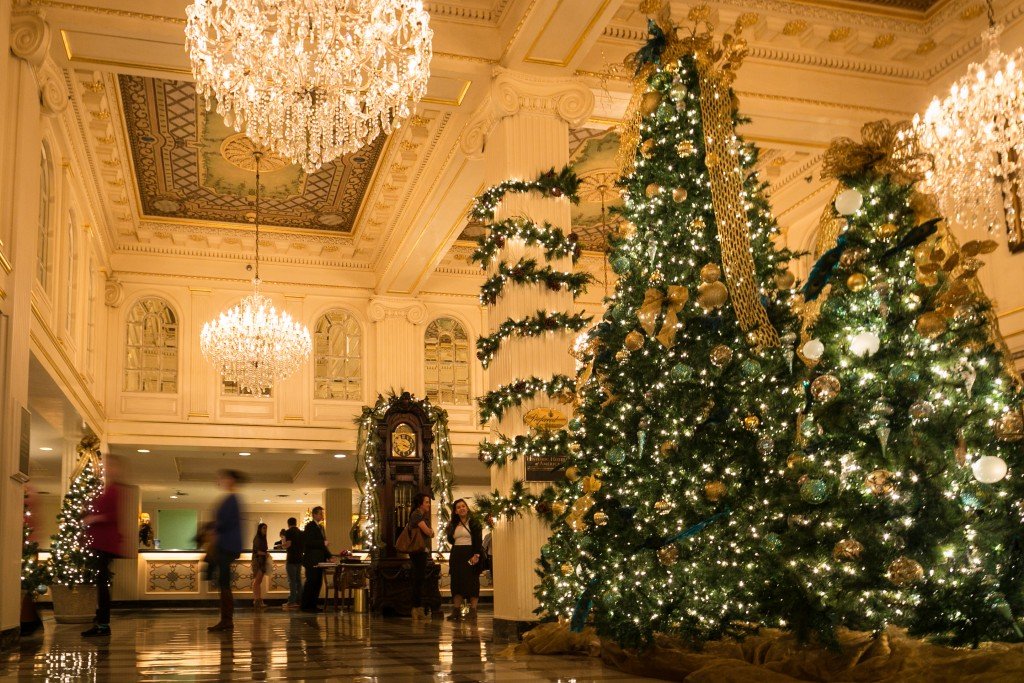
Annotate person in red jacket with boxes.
[82,454,126,637]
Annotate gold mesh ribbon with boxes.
[821,120,932,186]
[71,435,102,480]
[695,37,780,348]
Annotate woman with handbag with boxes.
[400,493,434,621]
[251,523,270,610]
[444,499,483,621]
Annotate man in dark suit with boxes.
[300,506,332,612]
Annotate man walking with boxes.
[283,517,304,610]
[82,454,126,637]
[300,507,332,613]
[208,470,244,632]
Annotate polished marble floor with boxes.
[0,607,658,682]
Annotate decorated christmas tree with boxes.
[536,7,802,647]
[761,120,1024,646]
[49,438,104,587]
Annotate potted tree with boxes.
[48,436,103,624]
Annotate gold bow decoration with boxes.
[638,285,689,347]
[72,435,103,480]
[821,120,933,186]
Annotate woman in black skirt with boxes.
[445,499,483,620]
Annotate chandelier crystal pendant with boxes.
[200,151,312,395]
[185,0,433,173]
[913,1,1024,234]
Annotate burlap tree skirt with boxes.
[502,622,1024,682]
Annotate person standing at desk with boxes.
[283,517,304,610]
[300,506,333,612]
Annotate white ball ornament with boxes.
[802,339,825,361]
[972,456,1008,484]
[834,188,864,216]
[849,331,881,358]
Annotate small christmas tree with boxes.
[762,120,1024,646]
[22,494,50,595]
[536,7,802,647]
[49,439,103,588]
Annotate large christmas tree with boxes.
[50,439,104,587]
[761,121,1024,646]
[536,8,802,647]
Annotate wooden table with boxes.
[317,561,370,611]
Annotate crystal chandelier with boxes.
[200,151,311,395]
[913,1,1024,236]
[185,0,433,173]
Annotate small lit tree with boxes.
[49,439,103,588]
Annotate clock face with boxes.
[391,423,417,458]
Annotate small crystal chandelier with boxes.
[913,0,1024,237]
[185,0,433,173]
[200,151,311,395]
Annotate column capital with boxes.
[10,9,50,67]
[368,296,428,325]
[460,67,595,157]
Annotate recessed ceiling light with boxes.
[295,499,303,503]
[239,452,250,456]
[137,449,150,453]
[170,495,178,500]
[334,453,346,459]
[263,499,270,503]
[39,447,53,452]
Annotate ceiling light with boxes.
[334,453,346,459]
[295,499,303,503]
[185,0,433,172]
[200,153,311,394]
[170,495,178,500]
[39,447,52,452]
[264,499,270,503]
[137,449,150,453]
[239,452,251,457]
[914,1,1024,238]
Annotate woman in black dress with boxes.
[251,523,270,610]
[445,499,483,620]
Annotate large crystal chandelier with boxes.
[185,0,433,173]
[200,151,311,394]
[913,1,1024,236]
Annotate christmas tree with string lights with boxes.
[759,121,1024,646]
[535,7,802,647]
[49,452,103,587]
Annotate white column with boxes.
[111,484,140,600]
[368,296,427,394]
[323,488,353,552]
[463,68,593,634]
[0,6,57,645]
[186,287,211,419]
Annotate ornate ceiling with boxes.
[118,75,385,233]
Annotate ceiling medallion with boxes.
[220,135,290,173]
[185,0,433,174]
[200,151,312,395]
[914,1,1024,235]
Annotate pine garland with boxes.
[479,430,573,468]
[472,217,582,269]
[478,374,576,424]
[475,479,556,524]
[480,258,592,305]
[470,166,581,222]
[477,310,592,368]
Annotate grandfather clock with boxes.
[370,392,442,615]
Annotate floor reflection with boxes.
[1,607,658,681]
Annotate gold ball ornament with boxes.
[698,281,729,309]
[660,441,676,458]
[700,263,722,283]
[710,344,734,367]
[846,273,868,292]
[997,410,1024,441]
[624,330,644,351]
[916,312,947,339]
[775,270,796,289]
[810,373,841,402]
[640,139,656,159]
[672,187,688,203]
[593,511,609,527]
[657,544,680,566]
[640,91,663,116]
[875,222,899,240]
[561,563,575,576]
[645,183,663,198]
[565,467,580,482]
[676,140,695,157]
[839,247,867,269]
[832,538,864,562]
[654,500,672,515]
[787,451,806,469]
[551,501,567,517]
[705,481,727,501]
[865,469,894,496]
[887,557,925,586]
[615,349,629,361]
[743,415,761,431]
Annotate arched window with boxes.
[314,309,362,400]
[63,214,78,334]
[424,317,471,405]
[37,145,53,288]
[124,298,178,393]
